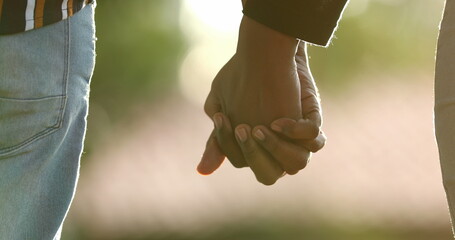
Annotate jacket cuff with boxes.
[243,0,348,47]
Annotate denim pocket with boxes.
[0,96,66,154]
[0,19,69,155]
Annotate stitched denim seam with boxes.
[56,17,70,129]
[0,95,65,101]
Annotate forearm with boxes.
[236,15,299,77]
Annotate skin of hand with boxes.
[198,16,326,185]
[198,40,326,184]
[270,40,327,153]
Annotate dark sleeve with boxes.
[243,0,349,47]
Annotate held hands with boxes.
[198,16,326,185]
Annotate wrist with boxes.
[236,15,299,64]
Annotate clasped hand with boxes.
[198,17,326,185]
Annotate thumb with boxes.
[197,130,226,175]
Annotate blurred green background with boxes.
[309,0,440,92]
[62,0,452,239]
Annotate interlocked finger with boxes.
[300,130,327,153]
[252,126,311,175]
[234,124,285,185]
[213,113,248,168]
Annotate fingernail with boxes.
[213,115,222,129]
[254,129,266,141]
[271,123,282,132]
[235,128,248,143]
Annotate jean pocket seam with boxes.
[0,96,67,157]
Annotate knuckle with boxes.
[230,160,248,168]
[308,134,327,153]
[285,161,307,173]
[306,125,320,139]
[286,152,310,172]
[305,142,320,153]
[295,159,308,170]
[225,151,248,168]
[256,169,285,186]
[312,141,325,153]
[321,133,327,144]
[301,150,312,161]
[203,99,213,117]
[257,176,278,186]
[203,104,210,116]
[310,146,322,153]
[286,170,300,175]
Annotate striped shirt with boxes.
[0,0,91,35]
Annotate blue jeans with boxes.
[0,3,95,239]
